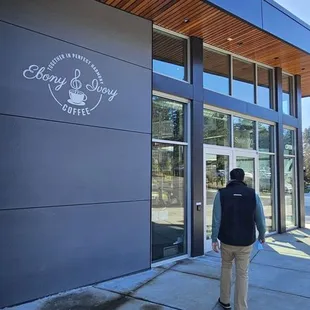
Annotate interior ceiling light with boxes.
[184,18,190,23]
[227,38,233,41]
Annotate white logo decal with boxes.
[22,53,118,116]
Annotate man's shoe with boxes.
[218,298,232,309]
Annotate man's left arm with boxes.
[255,194,266,242]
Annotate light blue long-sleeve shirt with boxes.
[211,191,266,243]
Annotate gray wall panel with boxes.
[1,0,152,307]
[0,115,151,210]
[0,201,150,307]
[0,0,152,69]
[0,22,151,134]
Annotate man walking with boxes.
[212,168,266,310]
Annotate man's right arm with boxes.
[255,194,266,241]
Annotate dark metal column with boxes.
[275,67,286,233]
[295,75,305,228]
[190,36,204,256]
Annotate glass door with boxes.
[233,150,258,191]
[284,157,297,227]
[204,147,232,252]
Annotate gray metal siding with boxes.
[0,201,150,307]
[0,0,152,69]
[0,0,152,307]
[0,115,151,210]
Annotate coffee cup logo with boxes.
[22,53,119,116]
[68,69,87,106]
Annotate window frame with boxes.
[202,43,275,109]
[232,116,257,150]
[203,105,278,232]
[153,25,190,83]
[282,72,295,116]
[203,108,232,147]
[151,90,192,263]
[258,122,275,154]
[203,47,231,96]
[232,57,256,104]
[283,126,298,228]
[256,65,275,110]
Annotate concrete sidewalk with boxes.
[5,228,310,310]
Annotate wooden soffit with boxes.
[99,0,310,97]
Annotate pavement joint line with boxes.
[211,302,219,310]
[93,286,182,310]
[93,266,171,297]
[251,261,310,273]
[128,266,172,292]
[168,268,228,283]
[250,250,260,263]
[248,283,310,300]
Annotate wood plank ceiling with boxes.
[98,0,310,97]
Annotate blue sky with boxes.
[274,0,310,130]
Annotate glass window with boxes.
[152,96,185,142]
[233,58,255,103]
[282,74,294,115]
[205,154,230,240]
[283,129,295,156]
[284,157,296,227]
[153,29,188,81]
[233,117,256,149]
[259,154,276,232]
[258,123,274,153]
[203,49,230,95]
[236,156,255,189]
[257,66,273,109]
[203,109,231,146]
[152,143,186,261]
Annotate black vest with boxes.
[218,181,256,246]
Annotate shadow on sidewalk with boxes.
[6,228,310,310]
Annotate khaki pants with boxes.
[220,243,253,310]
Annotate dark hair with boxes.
[230,168,245,181]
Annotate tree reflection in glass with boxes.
[203,109,231,146]
[233,117,256,149]
[152,96,184,142]
[152,143,186,262]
